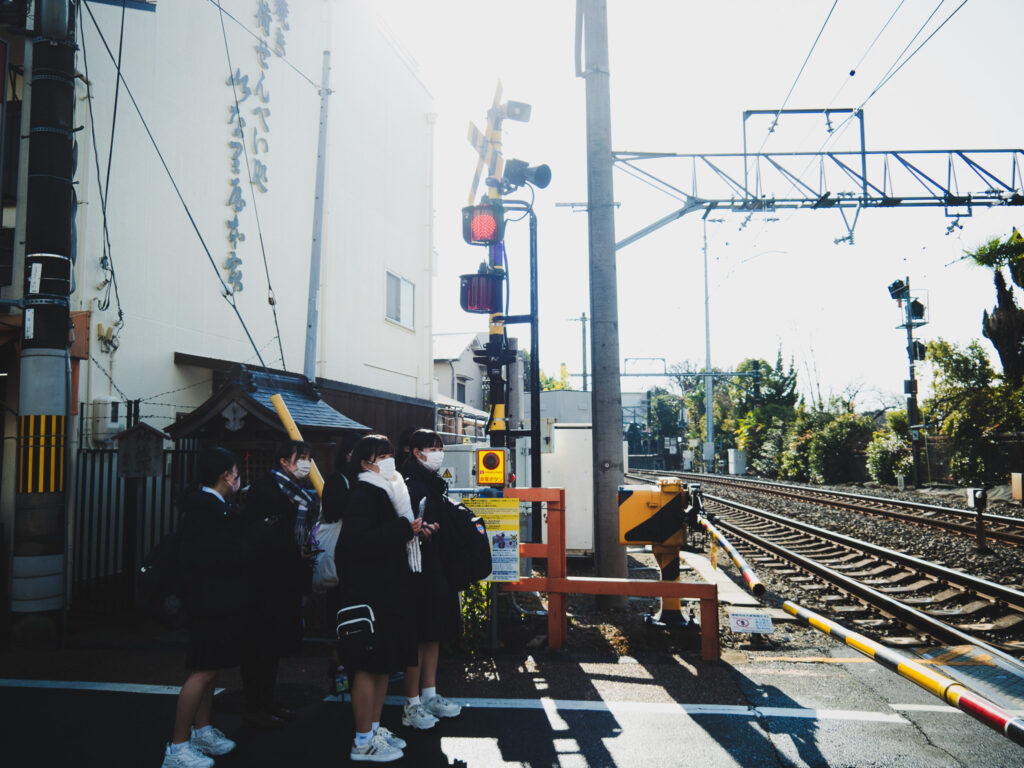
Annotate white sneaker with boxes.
[350,730,403,762]
[375,726,407,750]
[190,726,236,756]
[423,693,462,718]
[161,742,215,768]
[401,702,439,730]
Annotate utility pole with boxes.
[579,0,627,596]
[303,50,330,381]
[701,217,714,472]
[569,312,588,391]
[12,0,77,645]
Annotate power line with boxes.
[215,0,287,371]
[202,0,319,91]
[82,0,267,368]
[78,2,125,348]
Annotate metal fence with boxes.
[71,447,196,614]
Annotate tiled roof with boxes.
[246,370,369,431]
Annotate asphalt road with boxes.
[3,663,1023,768]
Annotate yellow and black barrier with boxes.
[784,601,1024,748]
[697,515,765,596]
[18,414,65,493]
[269,393,324,496]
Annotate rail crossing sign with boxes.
[466,81,505,205]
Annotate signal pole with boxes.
[11,0,77,644]
[579,0,627,596]
[569,312,588,391]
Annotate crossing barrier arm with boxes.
[784,601,1024,748]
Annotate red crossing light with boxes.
[462,203,505,246]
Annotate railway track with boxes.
[703,492,1024,657]
[635,470,1024,546]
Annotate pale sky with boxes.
[374,0,1023,409]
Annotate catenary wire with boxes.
[82,0,267,368]
[746,0,972,243]
[757,0,839,153]
[216,0,287,371]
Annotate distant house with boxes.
[432,333,489,443]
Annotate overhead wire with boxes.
[202,0,319,91]
[746,0,972,244]
[215,0,287,370]
[81,0,267,368]
[756,0,839,154]
[77,1,125,346]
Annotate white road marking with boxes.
[0,679,224,695]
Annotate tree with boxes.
[808,412,875,484]
[923,339,1000,484]
[647,387,682,439]
[968,232,1024,388]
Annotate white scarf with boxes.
[358,469,422,573]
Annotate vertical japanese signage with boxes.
[223,0,289,292]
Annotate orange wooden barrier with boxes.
[500,488,720,661]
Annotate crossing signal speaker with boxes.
[502,159,551,190]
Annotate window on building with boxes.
[456,380,467,403]
[386,271,414,328]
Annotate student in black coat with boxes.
[400,429,463,725]
[240,439,317,729]
[338,434,425,762]
[163,447,252,768]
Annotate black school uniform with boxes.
[402,460,462,642]
[337,480,417,673]
[178,487,250,670]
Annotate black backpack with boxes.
[441,501,492,591]
[137,530,187,629]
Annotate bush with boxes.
[779,430,814,482]
[866,431,912,485]
[442,581,491,657]
[808,414,875,484]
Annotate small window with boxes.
[456,381,467,403]
[386,271,415,328]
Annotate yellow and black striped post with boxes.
[618,479,690,626]
[18,414,66,493]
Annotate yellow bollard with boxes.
[269,393,324,496]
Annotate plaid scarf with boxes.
[272,468,317,548]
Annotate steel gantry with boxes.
[615,111,1024,249]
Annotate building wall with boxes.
[71,0,434,430]
[433,334,486,409]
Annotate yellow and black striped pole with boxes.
[17,414,66,494]
[784,601,1024,747]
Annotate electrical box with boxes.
[91,395,122,448]
[436,444,508,489]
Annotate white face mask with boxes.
[420,450,444,473]
[293,458,311,480]
[374,457,396,480]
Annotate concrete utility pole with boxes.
[12,0,76,644]
[579,0,627,598]
[304,50,331,381]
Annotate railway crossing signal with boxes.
[462,201,505,246]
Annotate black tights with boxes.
[241,647,280,714]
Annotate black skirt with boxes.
[410,572,461,643]
[186,613,243,671]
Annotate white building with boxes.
[0,1,437,607]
